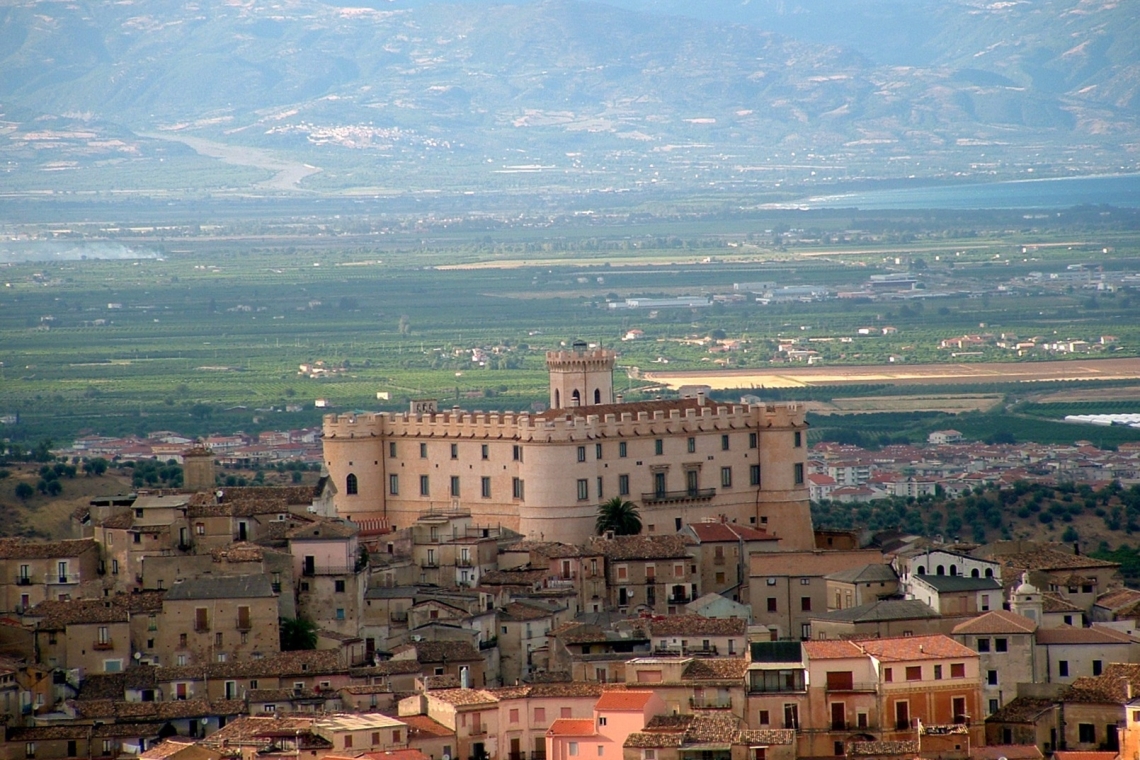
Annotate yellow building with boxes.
[323,345,813,547]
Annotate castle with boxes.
[322,343,814,546]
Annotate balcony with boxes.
[469,725,487,737]
[826,682,878,693]
[456,557,473,568]
[236,619,252,632]
[642,488,716,505]
[690,696,733,710]
[52,574,80,585]
[420,559,439,569]
[93,640,114,651]
[15,576,32,586]
[668,594,692,605]
[390,612,408,624]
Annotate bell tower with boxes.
[547,341,616,409]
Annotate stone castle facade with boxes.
[321,345,814,546]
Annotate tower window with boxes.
[345,473,358,496]
[655,439,664,455]
[594,388,602,404]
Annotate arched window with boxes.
[346,473,358,495]
[555,390,561,408]
[971,569,980,578]
[936,565,945,576]
[984,568,994,578]
[571,389,581,406]
[594,388,602,404]
[917,566,926,575]
[949,565,958,576]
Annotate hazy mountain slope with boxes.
[0,0,1136,192]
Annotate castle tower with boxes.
[181,446,216,493]
[546,341,615,410]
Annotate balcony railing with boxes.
[236,618,252,632]
[469,725,486,737]
[16,576,32,586]
[302,564,356,576]
[642,488,716,504]
[826,682,878,693]
[456,557,473,568]
[390,612,408,623]
[51,574,80,585]
[93,640,114,650]
[690,696,733,710]
[656,644,718,656]
[669,595,692,605]
[420,560,439,569]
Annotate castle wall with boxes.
[322,400,814,547]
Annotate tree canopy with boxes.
[596,497,642,536]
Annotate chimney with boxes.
[697,391,706,406]
[616,393,624,404]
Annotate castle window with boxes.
[794,431,802,447]
[450,476,460,497]
[420,475,430,496]
[655,439,664,456]
[572,389,581,406]
[577,479,589,501]
[597,477,604,499]
[389,474,399,495]
[721,434,730,451]
[749,432,758,449]
[513,445,523,462]
[346,474,358,495]
[687,437,696,453]
[481,477,491,498]
[578,446,586,463]
[794,463,804,485]
[619,475,630,496]
[481,444,489,460]
[450,443,458,460]
[596,443,603,460]
[594,389,602,404]
[750,465,761,486]
[420,443,428,458]
[513,478,524,500]
[619,442,627,458]
[389,442,397,458]
[721,467,732,488]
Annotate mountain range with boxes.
[1,0,1137,198]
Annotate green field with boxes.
[3,205,1140,444]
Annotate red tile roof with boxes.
[547,719,596,737]
[951,610,1038,635]
[595,691,656,711]
[1036,627,1134,645]
[1053,753,1119,760]
[803,640,866,659]
[856,634,977,662]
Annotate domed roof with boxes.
[1014,573,1040,596]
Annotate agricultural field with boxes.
[3,205,1140,445]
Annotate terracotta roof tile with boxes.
[0,537,96,559]
[985,697,1056,724]
[547,719,596,737]
[399,716,454,739]
[803,640,866,659]
[426,688,499,707]
[681,658,748,681]
[648,616,745,637]
[595,691,655,710]
[856,634,978,662]
[1036,627,1134,645]
[951,610,1038,635]
[1052,752,1118,760]
[587,534,694,561]
[686,523,775,543]
[972,746,1045,760]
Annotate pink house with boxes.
[546,691,666,760]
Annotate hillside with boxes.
[0,0,1137,196]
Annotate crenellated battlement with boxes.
[323,400,805,442]
[545,348,616,373]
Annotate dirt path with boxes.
[144,132,322,191]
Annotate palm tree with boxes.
[596,496,642,536]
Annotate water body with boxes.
[792,173,1140,210]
